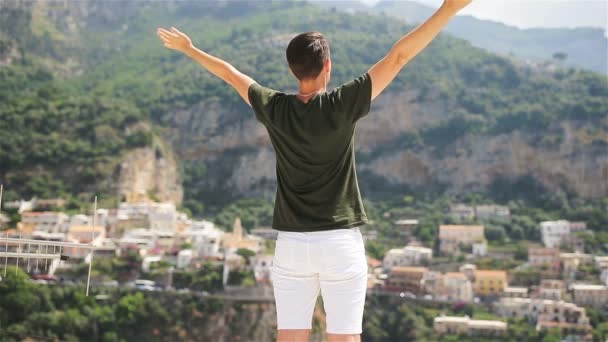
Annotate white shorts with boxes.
[270,226,368,334]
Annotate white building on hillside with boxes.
[383,245,433,269]
[20,211,69,233]
[183,220,225,259]
[434,316,507,336]
[475,205,510,219]
[570,284,608,309]
[117,202,178,232]
[540,220,586,249]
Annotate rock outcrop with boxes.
[118,146,183,205]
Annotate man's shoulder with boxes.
[249,82,286,97]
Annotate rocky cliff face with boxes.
[356,95,608,197]
[118,145,183,205]
[166,85,607,202]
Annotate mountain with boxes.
[0,0,606,216]
[311,0,608,75]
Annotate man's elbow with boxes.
[393,51,411,68]
[223,68,236,86]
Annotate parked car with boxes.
[134,279,156,291]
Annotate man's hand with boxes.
[157,27,193,54]
[368,0,472,101]
[156,26,255,106]
[443,0,473,11]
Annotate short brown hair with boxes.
[286,32,330,81]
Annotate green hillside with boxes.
[0,0,606,215]
[313,0,608,74]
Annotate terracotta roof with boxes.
[68,225,104,233]
[475,270,507,277]
[391,266,428,274]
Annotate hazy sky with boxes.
[361,0,608,33]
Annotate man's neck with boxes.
[298,76,326,97]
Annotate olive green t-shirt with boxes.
[248,73,372,232]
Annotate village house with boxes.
[34,198,66,210]
[528,247,561,273]
[64,225,105,259]
[502,286,529,298]
[538,279,567,301]
[119,228,156,255]
[94,238,119,259]
[179,220,224,259]
[540,220,586,250]
[459,264,477,281]
[154,230,177,252]
[570,284,608,309]
[67,208,110,230]
[382,245,433,269]
[434,315,507,336]
[177,249,193,268]
[69,214,91,227]
[394,219,419,229]
[4,198,34,213]
[444,272,474,302]
[20,211,69,233]
[147,203,178,232]
[541,220,571,248]
[422,271,445,300]
[439,225,485,255]
[561,252,594,280]
[394,219,419,237]
[495,297,592,335]
[367,256,385,290]
[472,242,487,257]
[385,266,428,294]
[114,202,178,234]
[473,270,508,297]
[474,205,510,219]
[595,256,608,270]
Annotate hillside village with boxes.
[2,194,607,340]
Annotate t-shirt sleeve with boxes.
[248,82,279,126]
[332,72,373,124]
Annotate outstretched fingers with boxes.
[157,28,176,49]
[157,28,177,37]
[170,27,184,35]
[156,26,190,51]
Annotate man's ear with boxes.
[326,58,332,74]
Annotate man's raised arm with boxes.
[368,0,472,101]
[157,27,255,106]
